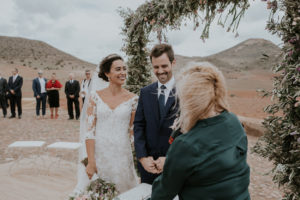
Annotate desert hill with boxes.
[175,38,282,72]
[0,36,95,70]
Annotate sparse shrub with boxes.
[55,59,64,66]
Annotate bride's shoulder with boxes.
[89,90,104,101]
[123,89,138,99]
[94,88,107,97]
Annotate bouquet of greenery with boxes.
[69,158,119,200]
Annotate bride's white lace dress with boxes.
[84,91,138,193]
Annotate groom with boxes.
[134,43,178,184]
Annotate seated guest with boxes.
[151,65,250,200]
[46,73,62,119]
[32,70,47,119]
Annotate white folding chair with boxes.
[46,142,82,174]
[7,141,46,174]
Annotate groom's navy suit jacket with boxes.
[134,82,178,184]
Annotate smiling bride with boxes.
[77,54,139,195]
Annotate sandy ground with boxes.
[0,65,284,199]
[0,101,283,200]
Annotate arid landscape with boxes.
[0,36,284,199]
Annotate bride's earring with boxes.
[108,77,111,82]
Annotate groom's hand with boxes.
[154,157,166,173]
[139,157,159,174]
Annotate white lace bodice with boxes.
[84,91,138,193]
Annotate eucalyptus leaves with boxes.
[119,0,250,93]
[120,0,300,199]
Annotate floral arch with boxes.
[120,0,300,199]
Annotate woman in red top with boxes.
[46,73,62,119]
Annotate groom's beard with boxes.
[156,72,169,83]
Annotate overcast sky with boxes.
[0,0,282,64]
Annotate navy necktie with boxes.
[159,85,166,119]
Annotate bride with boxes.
[73,54,138,195]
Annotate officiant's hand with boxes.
[140,157,159,174]
[86,161,98,179]
[154,157,166,173]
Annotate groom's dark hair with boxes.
[150,43,174,63]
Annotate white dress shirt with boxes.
[157,76,175,104]
[81,79,91,98]
[13,74,18,82]
[38,78,46,93]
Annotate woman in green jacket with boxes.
[151,65,250,200]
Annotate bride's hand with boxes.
[86,161,98,179]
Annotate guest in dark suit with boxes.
[8,68,23,119]
[151,65,250,200]
[65,73,80,120]
[134,44,179,184]
[0,72,8,118]
[32,70,47,118]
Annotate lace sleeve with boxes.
[131,95,139,112]
[85,92,97,140]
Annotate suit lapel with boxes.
[165,87,176,114]
[14,76,19,85]
[159,87,176,127]
[9,77,13,85]
[149,82,160,124]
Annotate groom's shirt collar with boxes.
[157,76,175,104]
[158,76,175,91]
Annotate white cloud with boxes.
[0,0,282,63]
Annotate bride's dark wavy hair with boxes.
[98,54,123,82]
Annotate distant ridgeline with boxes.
[0,36,95,70]
[174,39,282,73]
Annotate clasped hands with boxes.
[140,156,166,174]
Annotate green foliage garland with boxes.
[120,0,300,199]
[119,0,250,93]
[253,1,300,199]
